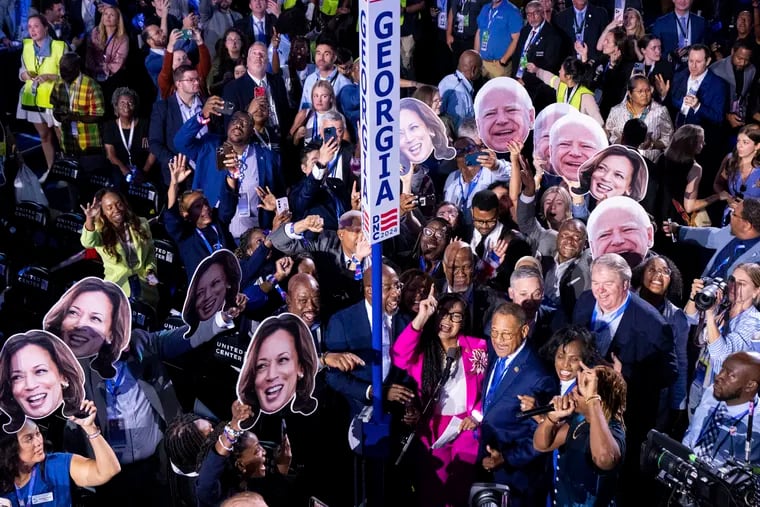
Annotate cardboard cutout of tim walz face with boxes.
[399,97,456,175]
[474,77,535,153]
[576,145,649,202]
[547,113,609,181]
[0,330,86,433]
[586,195,654,268]
[533,103,580,175]
[182,249,242,339]
[236,313,319,429]
[43,277,132,380]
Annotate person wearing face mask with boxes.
[684,263,760,418]
[269,211,371,318]
[392,288,487,507]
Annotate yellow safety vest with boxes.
[400,0,406,24]
[556,81,594,112]
[283,0,297,10]
[21,39,65,110]
[320,0,339,16]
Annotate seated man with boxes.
[683,351,760,466]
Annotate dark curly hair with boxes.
[398,269,434,317]
[539,325,603,368]
[0,421,50,492]
[595,365,627,425]
[417,294,470,401]
[92,189,151,263]
[632,254,683,304]
[0,331,85,433]
[237,314,318,427]
[43,277,132,379]
[166,413,210,475]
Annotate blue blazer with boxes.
[149,95,185,186]
[670,69,728,128]
[324,300,407,417]
[651,12,708,56]
[680,225,760,277]
[572,291,678,445]
[478,344,556,507]
[173,114,284,216]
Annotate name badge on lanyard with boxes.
[31,493,54,505]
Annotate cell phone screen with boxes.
[324,127,337,142]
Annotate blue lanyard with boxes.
[486,4,499,32]
[590,295,630,331]
[196,225,222,254]
[458,171,482,207]
[696,403,753,454]
[105,364,126,398]
[14,466,37,507]
[238,145,253,184]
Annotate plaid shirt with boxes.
[50,74,104,154]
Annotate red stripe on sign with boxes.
[380,216,398,227]
[380,209,396,219]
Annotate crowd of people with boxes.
[0,0,759,505]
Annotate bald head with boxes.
[443,241,474,292]
[288,273,318,293]
[713,351,760,405]
[221,492,267,507]
[458,50,482,82]
[287,273,320,327]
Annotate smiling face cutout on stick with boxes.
[182,249,242,338]
[43,277,131,380]
[548,113,609,181]
[474,77,535,153]
[399,97,456,175]
[0,330,86,433]
[236,313,318,429]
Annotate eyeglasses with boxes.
[422,227,447,239]
[383,282,404,292]
[473,218,498,226]
[455,143,479,156]
[730,208,747,220]
[491,328,524,341]
[645,266,672,277]
[440,311,464,323]
[179,77,201,83]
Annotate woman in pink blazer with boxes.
[392,287,488,507]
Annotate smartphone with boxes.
[309,497,328,507]
[281,418,288,441]
[181,28,193,40]
[464,151,487,166]
[632,62,645,76]
[413,194,435,207]
[254,86,266,99]
[324,126,337,143]
[216,142,234,170]
[220,100,236,116]
[275,197,289,214]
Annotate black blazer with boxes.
[149,95,186,186]
[511,22,564,75]
[222,72,293,134]
[554,4,609,61]
[233,13,278,46]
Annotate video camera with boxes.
[695,277,728,312]
[640,430,760,506]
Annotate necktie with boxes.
[696,403,728,460]
[257,20,266,43]
[526,29,536,48]
[487,358,507,398]
[677,16,688,48]
[709,242,746,279]
[575,12,583,32]
[475,235,487,259]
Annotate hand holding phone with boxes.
[323,126,337,144]
[254,86,266,99]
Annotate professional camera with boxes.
[469,483,510,507]
[695,277,728,311]
[641,430,760,506]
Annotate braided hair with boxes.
[165,414,209,475]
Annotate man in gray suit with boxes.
[710,39,755,128]
[665,198,760,279]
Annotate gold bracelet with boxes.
[586,394,602,404]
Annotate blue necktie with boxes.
[695,403,728,460]
[677,16,688,48]
[485,357,507,412]
[709,242,746,279]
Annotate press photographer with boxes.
[684,264,760,417]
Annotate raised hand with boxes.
[492,239,509,265]
[318,136,339,166]
[230,400,253,431]
[256,186,276,211]
[546,394,575,422]
[272,210,292,232]
[169,153,192,184]
[68,399,98,430]
[81,197,101,221]
[412,285,437,330]
[274,256,294,280]
[354,233,371,260]
[351,180,361,210]
[275,433,292,474]
[202,96,225,119]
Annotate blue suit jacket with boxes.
[572,291,678,446]
[324,300,407,418]
[478,344,556,507]
[651,12,708,56]
[173,114,284,218]
[149,95,185,186]
[679,225,760,277]
[670,69,728,128]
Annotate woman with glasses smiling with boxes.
[633,255,689,434]
[392,287,487,507]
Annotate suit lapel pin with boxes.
[513,366,519,373]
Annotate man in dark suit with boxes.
[669,44,728,138]
[512,0,563,77]
[553,0,608,61]
[233,0,276,46]
[572,253,678,505]
[150,65,204,187]
[223,41,292,142]
[478,302,556,507]
[269,211,370,320]
[651,0,708,57]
